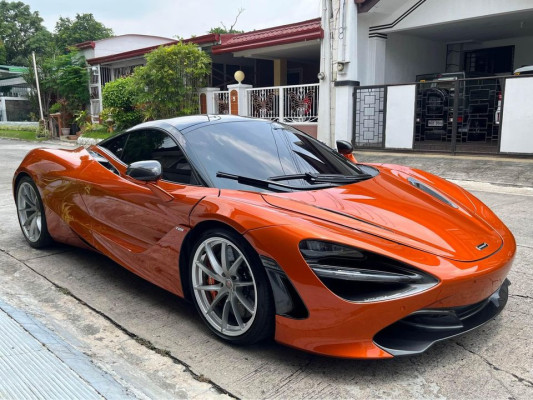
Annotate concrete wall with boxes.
[500,77,533,154]
[385,33,446,84]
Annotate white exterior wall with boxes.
[384,34,446,84]
[369,0,533,33]
[384,85,416,149]
[79,35,174,61]
[92,35,174,58]
[500,77,533,154]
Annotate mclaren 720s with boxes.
[13,115,514,359]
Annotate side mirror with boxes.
[126,160,162,182]
[336,140,357,163]
[336,140,353,155]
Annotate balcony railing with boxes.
[247,83,319,123]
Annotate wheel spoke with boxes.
[20,204,36,213]
[234,291,254,314]
[230,295,244,329]
[29,216,37,238]
[206,289,228,314]
[228,255,243,276]
[196,261,223,282]
[220,242,229,274]
[23,213,34,229]
[23,193,35,208]
[234,280,254,287]
[205,242,224,276]
[191,236,258,337]
[221,298,231,332]
[194,283,223,292]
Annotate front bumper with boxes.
[245,220,515,359]
[373,279,510,356]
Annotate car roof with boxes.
[129,115,262,134]
[514,65,533,73]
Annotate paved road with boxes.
[1,138,532,399]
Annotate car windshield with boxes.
[182,120,376,191]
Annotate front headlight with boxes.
[300,240,439,302]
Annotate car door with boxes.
[81,128,217,295]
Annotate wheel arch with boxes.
[13,171,33,200]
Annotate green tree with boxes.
[102,76,142,130]
[0,40,6,64]
[133,43,211,120]
[0,1,52,65]
[25,50,89,117]
[55,51,90,111]
[54,13,113,52]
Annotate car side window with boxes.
[100,133,128,159]
[121,129,194,185]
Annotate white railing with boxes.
[213,91,230,115]
[247,83,319,123]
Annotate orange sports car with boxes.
[13,115,514,359]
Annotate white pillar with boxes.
[96,64,103,113]
[227,83,252,117]
[0,98,6,122]
[367,34,387,85]
[333,0,359,143]
[198,87,220,114]
[318,0,333,146]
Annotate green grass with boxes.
[80,129,114,140]
[0,129,45,141]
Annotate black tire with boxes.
[188,228,274,345]
[15,176,53,248]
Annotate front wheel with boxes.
[16,176,53,248]
[189,229,274,344]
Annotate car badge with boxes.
[476,242,489,250]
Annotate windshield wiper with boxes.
[216,172,336,192]
[268,172,372,184]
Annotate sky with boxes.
[22,0,322,39]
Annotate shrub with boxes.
[102,76,142,130]
[133,42,211,120]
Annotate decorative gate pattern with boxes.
[414,76,503,153]
[247,84,319,123]
[248,88,279,120]
[353,87,386,148]
[213,91,230,114]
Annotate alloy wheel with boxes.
[17,181,42,243]
[191,237,258,337]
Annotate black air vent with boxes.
[408,177,458,209]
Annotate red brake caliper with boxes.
[207,276,217,300]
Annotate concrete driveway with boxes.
[1,138,532,399]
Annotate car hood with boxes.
[261,167,502,262]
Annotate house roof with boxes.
[85,19,323,65]
[211,18,323,54]
[0,65,28,80]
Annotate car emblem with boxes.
[476,242,489,250]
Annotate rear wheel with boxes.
[16,176,52,248]
[189,229,274,344]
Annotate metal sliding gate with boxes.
[353,76,505,154]
[414,76,503,154]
